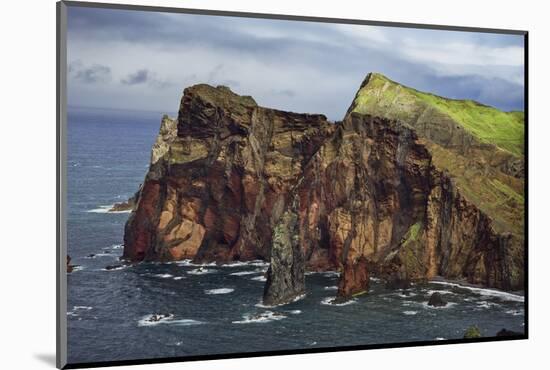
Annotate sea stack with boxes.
[263,209,306,306]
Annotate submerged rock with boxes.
[263,210,305,306]
[427,292,447,307]
[464,325,482,338]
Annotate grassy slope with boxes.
[352,73,524,156]
[351,73,525,235]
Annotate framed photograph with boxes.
[57,1,528,368]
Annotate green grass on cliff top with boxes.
[352,73,524,156]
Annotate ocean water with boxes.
[66,106,525,365]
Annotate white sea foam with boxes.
[67,306,92,317]
[153,273,173,279]
[219,260,269,268]
[86,205,132,214]
[429,280,524,302]
[138,314,203,327]
[232,311,287,324]
[320,297,357,306]
[288,310,302,314]
[110,244,123,250]
[187,268,216,275]
[94,252,117,258]
[476,301,502,309]
[173,276,184,280]
[370,277,382,282]
[255,294,306,308]
[175,259,217,267]
[435,337,446,341]
[324,286,338,291]
[395,292,418,298]
[403,311,418,315]
[251,275,267,282]
[73,306,92,311]
[420,302,457,309]
[101,265,127,271]
[423,289,456,296]
[205,288,234,295]
[229,270,259,276]
[505,309,524,316]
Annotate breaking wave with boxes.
[138,314,203,327]
[86,205,132,214]
[429,281,524,302]
[205,288,234,295]
[232,311,287,324]
[320,297,357,306]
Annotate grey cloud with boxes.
[121,69,149,85]
[121,69,171,88]
[66,6,525,116]
[272,89,296,98]
[69,60,111,84]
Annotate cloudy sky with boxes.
[67,6,525,120]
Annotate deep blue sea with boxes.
[66,106,525,365]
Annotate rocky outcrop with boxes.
[108,194,137,212]
[263,209,305,306]
[336,257,369,300]
[427,292,447,307]
[122,74,525,301]
[67,255,74,273]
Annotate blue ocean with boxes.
[66,106,525,365]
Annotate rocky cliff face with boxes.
[123,75,525,305]
[123,84,333,265]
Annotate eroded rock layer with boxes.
[123,84,333,265]
[123,77,524,305]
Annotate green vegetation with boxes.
[352,73,524,156]
[403,222,423,246]
[464,325,482,339]
[398,222,425,278]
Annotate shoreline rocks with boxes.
[108,194,137,212]
[427,292,447,307]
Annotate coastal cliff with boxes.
[123,74,524,305]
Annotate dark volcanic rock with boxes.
[496,328,523,337]
[263,209,305,306]
[109,197,136,212]
[427,292,447,307]
[336,257,369,301]
[105,264,124,271]
[67,255,74,273]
